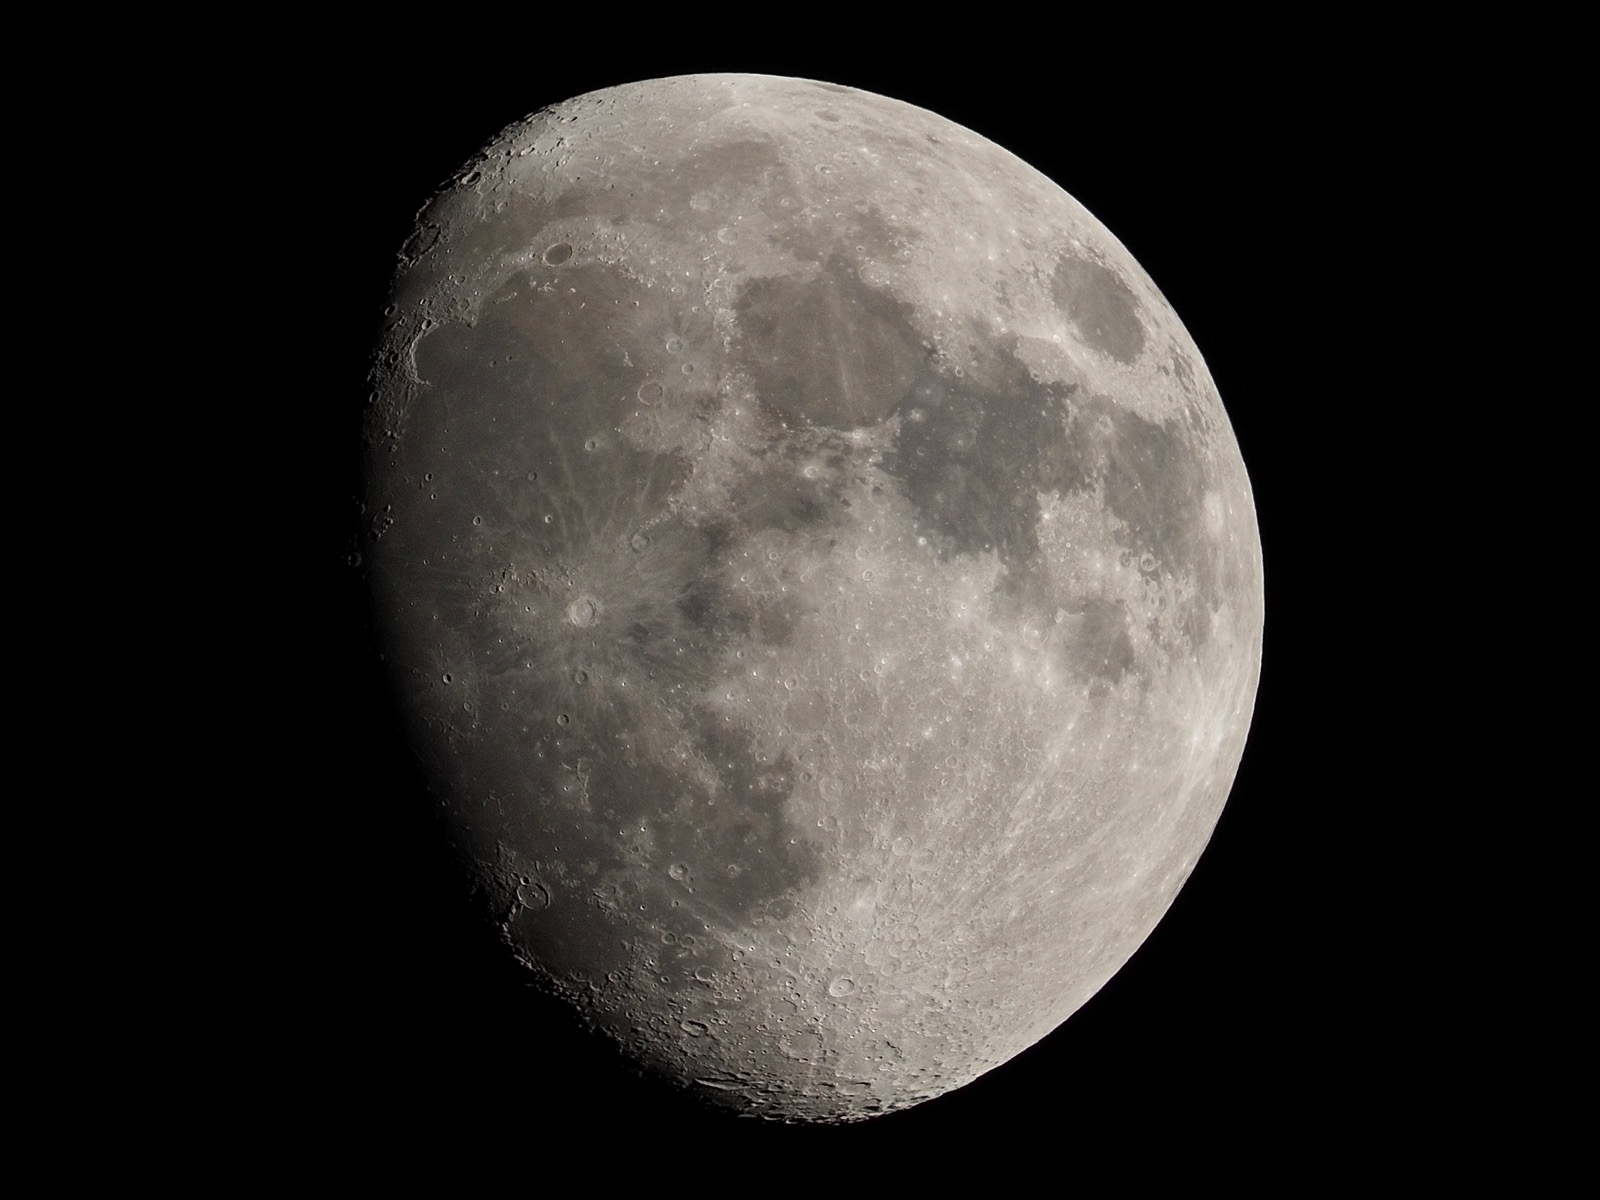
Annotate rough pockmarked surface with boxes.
[361,75,1263,1122]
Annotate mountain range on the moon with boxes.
[300,51,1378,1149]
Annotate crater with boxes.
[1051,255,1146,364]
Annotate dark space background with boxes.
[281,40,1441,1160]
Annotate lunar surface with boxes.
[360,74,1263,1122]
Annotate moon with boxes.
[359,73,1263,1122]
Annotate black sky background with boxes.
[288,39,1441,1159]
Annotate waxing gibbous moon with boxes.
[360,74,1263,1122]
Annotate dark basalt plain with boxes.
[361,74,1263,1122]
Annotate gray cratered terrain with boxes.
[361,74,1263,1122]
